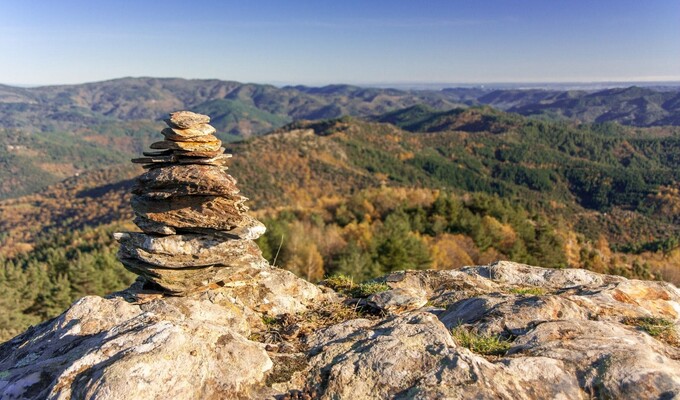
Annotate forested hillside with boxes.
[2,105,680,341]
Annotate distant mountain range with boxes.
[2,78,680,134]
[0,78,465,136]
[1,77,680,200]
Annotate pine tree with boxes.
[28,274,73,320]
[373,211,432,274]
[333,242,382,282]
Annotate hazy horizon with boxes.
[4,76,680,91]
[2,0,679,86]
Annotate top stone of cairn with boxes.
[166,110,211,129]
[132,110,229,168]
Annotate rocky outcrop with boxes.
[0,280,313,400]
[1,261,679,399]
[305,262,680,399]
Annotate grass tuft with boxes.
[322,274,355,292]
[262,315,280,326]
[350,282,390,298]
[451,326,512,356]
[508,287,547,296]
[622,316,679,346]
[322,275,390,298]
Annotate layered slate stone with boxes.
[162,128,218,142]
[175,148,226,158]
[132,164,239,198]
[115,232,261,268]
[150,139,223,152]
[131,195,249,231]
[133,216,177,235]
[116,233,268,294]
[115,110,268,295]
[175,153,231,165]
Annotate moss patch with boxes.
[350,282,390,298]
[322,275,390,298]
[322,274,355,293]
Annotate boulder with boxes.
[0,295,272,400]
[305,312,537,399]
[510,320,680,398]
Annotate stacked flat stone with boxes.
[114,111,268,295]
[131,110,230,168]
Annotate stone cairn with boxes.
[114,111,268,295]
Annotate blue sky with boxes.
[1,0,678,86]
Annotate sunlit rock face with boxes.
[2,261,679,399]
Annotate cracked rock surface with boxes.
[1,261,679,399]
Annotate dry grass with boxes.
[251,300,379,345]
[451,326,513,356]
[507,287,547,296]
[322,275,390,298]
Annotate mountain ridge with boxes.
[2,78,679,199]
[3,78,680,132]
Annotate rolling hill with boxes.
[0,78,470,133]
[508,86,680,125]
[4,107,680,259]
[2,79,679,135]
